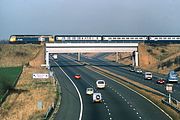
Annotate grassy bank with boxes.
[0,66,22,100]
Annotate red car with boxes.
[156,78,165,84]
[74,74,81,79]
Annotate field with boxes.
[0,67,22,100]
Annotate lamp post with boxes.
[166,84,173,104]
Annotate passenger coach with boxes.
[55,35,102,43]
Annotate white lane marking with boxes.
[101,75,173,120]
[60,55,113,120]
[54,61,83,120]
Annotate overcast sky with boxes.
[0,0,180,40]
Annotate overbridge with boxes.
[45,43,139,68]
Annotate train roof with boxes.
[10,35,53,37]
[55,35,102,37]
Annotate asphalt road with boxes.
[74,53,180,101]
[52,54,171,120]
[52,64,81,120]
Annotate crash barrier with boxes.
[90,66,180,112]
[161,99,180,113]
[43,70,61,120]
[43,105,54,120]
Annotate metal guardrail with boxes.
[43,69,62,120]
[161,99,180,113]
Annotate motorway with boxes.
[51,54,171,120]
[71,53,180,101]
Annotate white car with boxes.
[96,80,105,89]
[93,93,102,103]
[144,72,152,80]
[52,54,58,60]
[86,88,94,95]
[136,68,143,73]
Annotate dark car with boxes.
[129,67,135,72]
[156,78,165,84]
[74,74,81,79]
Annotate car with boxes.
[129,67,135,72]
[74,74,81,79]
[136,68,143,73]
[144,72,152,80]
[96,80,105,89]
[86,88,94,95]
[93,93,102,103]
[156,78,165,84]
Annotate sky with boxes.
[0,0,180,40]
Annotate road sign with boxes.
[166,84,173,93]
[33,73,49,79]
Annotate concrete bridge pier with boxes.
[116,52,119,62]
[46,51,50,69]
[78,53,81,61]
[132,51,139,67]
[135,51,139,66]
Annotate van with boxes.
[93,93,102,103]
[144,72,152,80]
[96,80,105,88]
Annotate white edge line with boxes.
[61,55,172,119]
[96,70,173,120]
[54,61,83,120]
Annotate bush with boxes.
[15,51,28,57]
[174,56,180,65]
[161,49,166,53]
[166,60,173,68]
[147,49,153,53]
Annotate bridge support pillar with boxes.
[116,52,119,62]
[46,51,50,69]
[132,55,135,66]
[78,53,81,61]
[135,51,139,67]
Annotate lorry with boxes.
[167,71,178,83]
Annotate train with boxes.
[9,35,54,44]
[9,35,180,44]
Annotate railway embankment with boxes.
[0,44,57,120]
